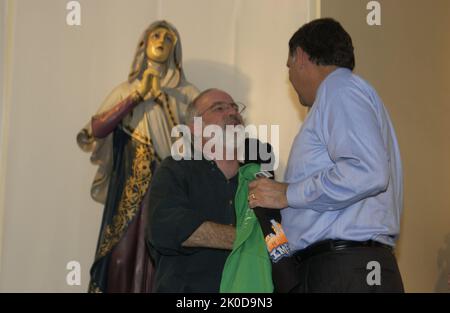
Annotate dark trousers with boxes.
[291,246,404,293]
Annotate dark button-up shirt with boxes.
[146,156,238,292]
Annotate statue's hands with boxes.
[150,71,161,98]
[136,67,161,100]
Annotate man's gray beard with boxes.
[222,127,245,158]
[224,115,245,157]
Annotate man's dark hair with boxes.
[289,18,355,70]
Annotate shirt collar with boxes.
[315,67,351,100]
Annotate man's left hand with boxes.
[248,178,289,209]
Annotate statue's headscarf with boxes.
[77,20,198,204]
[128,20,186,89]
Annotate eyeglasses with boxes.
[197,101,246,116]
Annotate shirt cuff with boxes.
[150,209,207,256]
[286,181,304,209]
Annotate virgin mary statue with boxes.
[77,20,198,292]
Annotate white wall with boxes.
[0,0,315,292]
[0,0,4,259]
[0,0,12,272]
[0,0,4,134]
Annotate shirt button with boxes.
[229,200,233,205]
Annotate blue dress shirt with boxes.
[282,68,403,252]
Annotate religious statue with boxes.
[77,20,199,292]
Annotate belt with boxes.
[294,239,393,262]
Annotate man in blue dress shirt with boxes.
[248,18,404,292]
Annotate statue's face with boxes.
[146,27,175,63]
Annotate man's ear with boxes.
[295,47,305,68]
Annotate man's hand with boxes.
[248,178,289,209]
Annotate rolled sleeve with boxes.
[146,158,206,255]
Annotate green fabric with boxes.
[220,163,273,293]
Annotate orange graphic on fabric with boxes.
[265,220,289,252]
